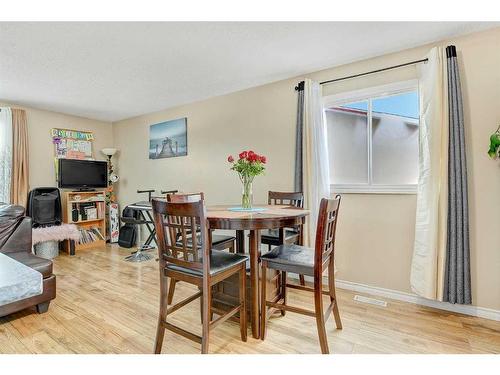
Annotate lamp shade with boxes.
[101,148,117,157]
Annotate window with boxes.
[323,80,419,194]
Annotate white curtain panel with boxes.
[302,79,331,246]
[410,47,449,301]
[0,107,13,204]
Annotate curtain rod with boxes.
[319,58,428,86]
[295,58,428,90]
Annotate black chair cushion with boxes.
[212,234,235,246]
[7,251,53,278]
[260,244,315,276]
[260,229,299,246]
[176,234,235,248]
[166,250,247,277]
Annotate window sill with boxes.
[330,184,417,195]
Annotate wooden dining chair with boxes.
[165,192,237,304]
[152,198,247,354]
[260,195,342,354]
[261,191,305,286]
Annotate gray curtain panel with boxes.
[444,45,472,304]
[294,81,305,192]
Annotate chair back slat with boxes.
[167,193,205,240]
[268,191,304,208]
[152,198,209,272]
[314,195,341,269]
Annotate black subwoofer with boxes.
[27,187,62,227]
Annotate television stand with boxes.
[75,188,97,192]
[61,191,106,253]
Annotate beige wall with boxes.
[0,102,113,189]
[111,27,498,311]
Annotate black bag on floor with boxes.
[118,207,138,248]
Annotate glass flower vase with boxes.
[241,176,253,209]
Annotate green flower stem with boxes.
[241,174,253,209]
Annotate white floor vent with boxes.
[354,294,388,307]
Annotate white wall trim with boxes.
[290,274,500,322]
[330,183,417,194]
[334,279,500,322]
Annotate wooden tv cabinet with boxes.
[62,191,107,253]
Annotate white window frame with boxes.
[323,79,419,195]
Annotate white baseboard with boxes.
[288,274,500,321]
[334,278,500,322]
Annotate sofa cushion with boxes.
[7,252,53,279]
[0,204,26,249]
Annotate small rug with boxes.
[32,224,80,245]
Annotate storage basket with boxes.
[34,240,59,260]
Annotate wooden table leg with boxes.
[249,229,261,339]
[208,229,213,248]
[236,230,245,254]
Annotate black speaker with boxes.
[72,208,79,222]
[27,187,62,227]
[118,225,136,248]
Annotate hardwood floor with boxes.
[1,244,499,354]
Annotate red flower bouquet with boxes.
[227,150,267,209]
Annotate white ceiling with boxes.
[0,22,498,122]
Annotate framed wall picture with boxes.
[149,117,188,159]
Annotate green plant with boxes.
[488,125,500,159]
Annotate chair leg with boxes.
[239,266,247,342]
[154,275,169,354]
[295,231,305,286]
[328,257,342,329]
[201,280,211,354]
[198,286,213,324]
[167,278,177,304]
[281,271,287,316]
[314,277,329,354]
[299,274,305,286]
[260,262,267,340]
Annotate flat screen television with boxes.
[58,159,108,189]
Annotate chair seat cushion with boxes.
[166,250,247,277]
[176,234,235,248]
[211,234,236,246]
[260,244,315,276]
[260,229,299,245]
[7,251,53,279]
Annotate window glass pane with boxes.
[326,101,368,184]
[372,91,419,119]
[372,92,419,185]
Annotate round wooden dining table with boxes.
[206,205,309,339]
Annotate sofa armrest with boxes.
[0,217,32,254]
